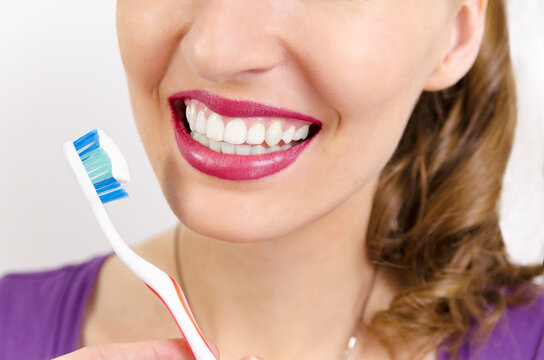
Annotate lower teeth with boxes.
[190,131,297,155]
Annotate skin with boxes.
[58,0,488,359]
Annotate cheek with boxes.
[116,1,192,179]
[116,0,187,91]
[297,6,443,143]
[285,5,446,189]
[125,81,169,177]
[308,12,436,114]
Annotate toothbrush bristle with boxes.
[73,129,128,204]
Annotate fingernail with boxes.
[240,356,263,360]
[205,339,220,359]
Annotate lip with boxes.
[168,90,320,181]
[168,89,323,126]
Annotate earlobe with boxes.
[423,0,488,92]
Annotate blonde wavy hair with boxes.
[365,1,544,359]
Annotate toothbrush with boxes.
[62,128,216,360]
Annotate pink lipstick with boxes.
[169,90,321,181]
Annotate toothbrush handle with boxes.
[63,141,216,359]
[145,276,217,360]
[63,141,216,360]
[92,203,216,360]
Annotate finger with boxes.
[239,356,264,360]
[53,338,220,360]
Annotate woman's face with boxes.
[116,0,455,243]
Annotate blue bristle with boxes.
[99,188,128,204]
[79,142,100,158]
[94,178,117,191]
[73,128,128,204]
[95,179,123,195]
[74,129,99,152]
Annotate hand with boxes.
[53,338,220,360]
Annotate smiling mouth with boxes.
[170,98,321,155]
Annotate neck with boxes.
[177,179,389,359]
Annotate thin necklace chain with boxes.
[173,223,379,360]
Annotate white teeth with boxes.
[194,132,209,147]
[235,144,251,155]
[191,130,297,155]
[223,118,247,145]
[220,142,235,154]
[265,121,283,146]
[184,104,317,150]
[246,123,266,145]
[186,103,196,131]
[251,145,267,155]
[292,124,309,141]
[282,125,295,144]
[196,111,207,134]
[206,113,224,141]
[281,143,293,150]
[208,139,222,152]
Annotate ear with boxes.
[424,0,488,91]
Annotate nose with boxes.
[181,0,283,83]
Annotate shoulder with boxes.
[0,254,110,359]
[462,283,544,360]
[0,255,110,295]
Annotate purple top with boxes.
[1,255,543,359]
[0,255,109,359]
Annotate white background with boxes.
[1,1,543,276]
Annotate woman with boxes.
[1,0,543,359]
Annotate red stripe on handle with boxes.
[145,283,199,359]
[168,275,215,354]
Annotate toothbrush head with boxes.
[71,128,130,204]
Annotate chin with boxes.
[159,167,305,244]
[181,213,288,244]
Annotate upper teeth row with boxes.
[185,102,311,147]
